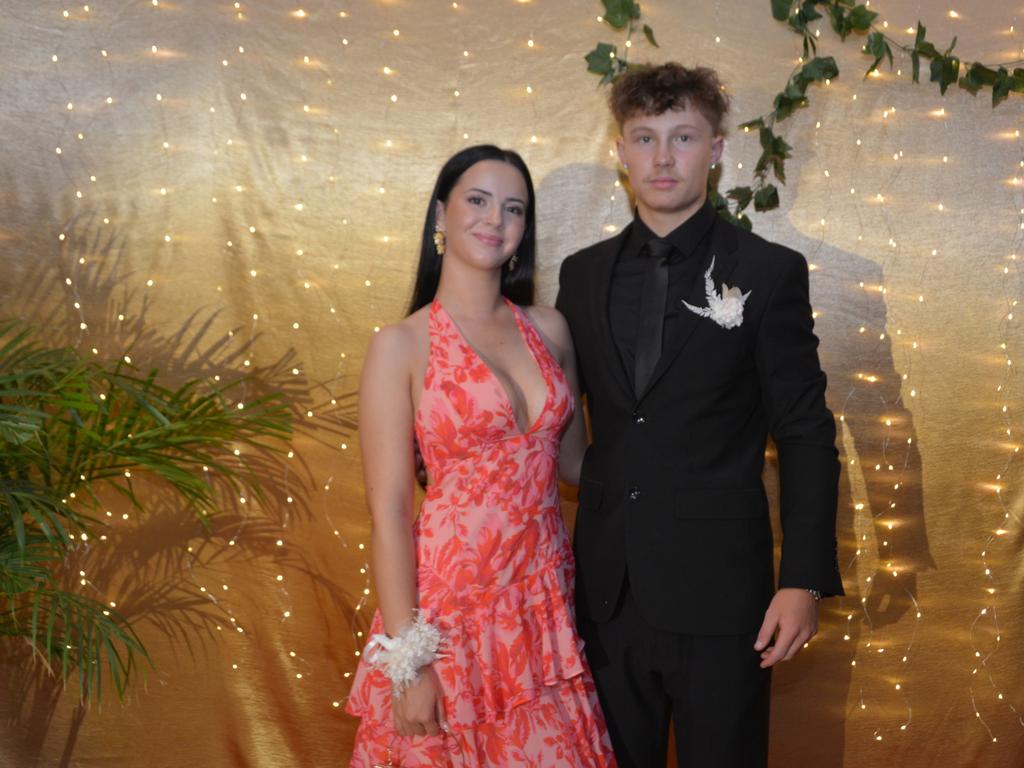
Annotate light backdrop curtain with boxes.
[1,1,1022,766]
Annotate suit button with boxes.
[633,411,646,424]
[628,487,640,500]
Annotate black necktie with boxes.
[634,238,674,396]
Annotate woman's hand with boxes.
[392,664,448,737]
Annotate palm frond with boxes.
[0,320,292,699]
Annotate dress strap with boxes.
[506,299,554,374]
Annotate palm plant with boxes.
[0,321,292,700]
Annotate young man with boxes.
[555,63,843,767]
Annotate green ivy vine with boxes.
[586,0,1024,228]
[584,0,659,84]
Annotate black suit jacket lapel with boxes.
[590,224,635,402]
[637,218,742,402]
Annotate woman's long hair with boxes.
[407,145,536,315]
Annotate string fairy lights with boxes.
[721,0,1024,755]
[1,0,1021,763]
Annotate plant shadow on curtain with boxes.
[0,178,360,766]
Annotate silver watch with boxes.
[806,589,822,601]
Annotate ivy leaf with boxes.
[798,1,823,23]
[787,1,821,36]
[771,0,796,22]
[959,62,997,95]
[756,126,793,183]
[739,117,765,132]
[727,186,754,213]
[800,56,839,83]
[710,187,756,230]
[914,21,926,48]
[827,6,852,39]
[753,184,781,212]
[601,0,634,29]
[930,54,960,95]
[864,31,892,75]
[776,57,837,117]
[643,24,658,47]
[848,4,877,32]
[910,51,921,83]
[773,92,805,121]
[1011,68,1024,94]
[992,68,1013,106]
[585,42,618,78]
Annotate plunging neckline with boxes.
[434,298,553,436]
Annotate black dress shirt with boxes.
[609,201,717,379]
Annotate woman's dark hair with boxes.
[407,145,536,314]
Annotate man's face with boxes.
[616,103,724,223]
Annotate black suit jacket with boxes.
[556,214,844,635]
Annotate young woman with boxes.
[345,145,616,766]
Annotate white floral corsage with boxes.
[365,611,445,695]
[682,256,751,330]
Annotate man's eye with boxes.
[639,136,651,143]
[676,135,691,143]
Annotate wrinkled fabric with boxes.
[0,1,1022,767]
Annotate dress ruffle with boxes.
[347,559,585,728]
[350,675,615,768]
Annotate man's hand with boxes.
[754,588,818,668]
[392,665,447,737]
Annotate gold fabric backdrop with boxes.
[1,1,1022,766]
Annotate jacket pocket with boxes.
[673,487,767,519]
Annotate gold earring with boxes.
[433,225,446,256]
[508,253,518,271]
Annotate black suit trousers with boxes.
[581,586,771,768]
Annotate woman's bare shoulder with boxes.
[366,307,429,368]
[523,304,570,343]
[522,304,573,361]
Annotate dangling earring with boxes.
[433,224,446,256]
[508,253,518,271]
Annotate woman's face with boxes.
[435,159,529,273]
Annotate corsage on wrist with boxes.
[365,611,444,695]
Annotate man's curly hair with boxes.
[610,63,730,135]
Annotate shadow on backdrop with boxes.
[537,162,934,768]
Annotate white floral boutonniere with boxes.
[682,256,751,330]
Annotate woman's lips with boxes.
[473,233,503,247]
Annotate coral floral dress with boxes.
[347,299,617,767]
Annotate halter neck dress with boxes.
[347,299,616,767]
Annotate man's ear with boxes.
[434,199,445,230]
[711,135,725,166]
[615,136,626,168]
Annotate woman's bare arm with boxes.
[358,321,446,737]
[359,324,418,635]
